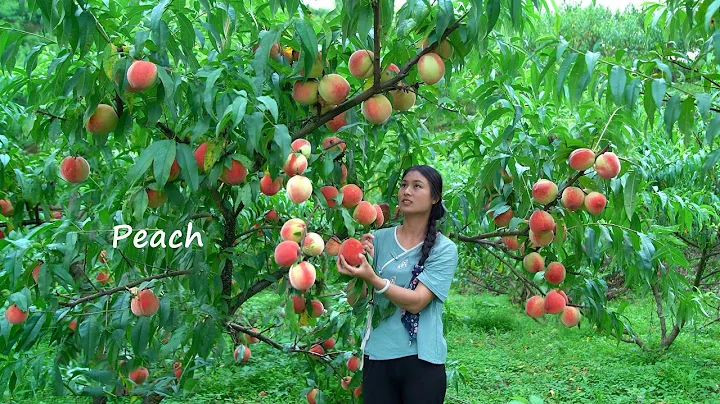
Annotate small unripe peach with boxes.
[340,184,363,208]
[361,95,392,125]
[529,210,555,233]
[130,289,160,317]
[594,152,621,179]
[321,186,339,208]
[260,172,283,196]
[220,159,248,185]
[309,299,324,317]
[525,296,545,318]
[544,290,566,314]
[532,179,558,205]
[318,74,351,105]
[561,306,582,327]
[286,175,313,203]
[292,80,319,105]
[291,139,312,158]
[280,218,306,243]
[568,148,596,171]
[308,344,325,360]
[265,209,279,222]
[341,375,352,390]
[32,263,41,283]
[302,232,325,256]
[353,201,377,226]
[523,252,545,273]
[283,153,308,177]
[60,156,90,183]
[307,388,319,404]
[417,53,445,85]
[5,304,29,325]
[544,262,566,284]
[348,50,374,78]
[168,159,180,182]
[339,238,364,266]
[584,192,607,216]
[561,187,585,211]
[86,104,118,135]
[274,240,301,267]
[68,319,77,332]
[289,261,316,292]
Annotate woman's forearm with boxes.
[368,274,421,314]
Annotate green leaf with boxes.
[706,113,720,145]
[131,316,151,356]
[294,18,318,77]
[663,94,681,136]
[153,140,176,190]
[436,0,454,39]
[244,112,264,156]
[510,0,522,30]
[257,96,279,123]
[678,96,695,139]
[702,148,720,177]
[609,66,626,106]
[556,53,578,98]
[204,68,224,118]
[486,0,500,34]
[643,79,656,126]
[79,314,100,365]
[651,78,666,110]
[127,141,166,186]
[623,170,641,219]
[176,143,199,191]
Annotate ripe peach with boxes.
[381,63,400,82]
[220,159,248,185]
[318,74,351,105]
[283,153,308,177]
[127,60,158,91]
[353,201,377,226]
[291,139,312,158]
[289,261,316,292]
[347,355,360,372]
[260,172,283,196]
[265,209,279,222]
[5,304,28,325]
[339,238,364,266]
[560,306,581,327]
[543,290,566,314]
[234,344,251,362]
[325,236,341,256]
[96,271,110,285]
[417,53,445,85]
[86,104,118,135]
[146,189,167,208]
[390,85,416,111]
[340,163,348,183]
[274,240,301,267]
[292,294,306,314]
[327,110,347,132]
[529,229,554,247]
[130,288,160,317]
[373,204,385,228]
[529,210,555,233]
[341,375,352,390]
[354,385,362,398]
[244,328,260,344]
[379,203,390,222]
[340,184,363,208]
[292,80,319,105]
[173,362,182,379]
[0,199,13,216]
[309,299,324,317]
[322,337,335,350]
[532,179,558,205]
[300,53,324,78]
[558,290,569,304]
[306,388,319,404]
[286,175,313,203]
[584,191,607,216]
[594,152,621,179]
[492,208,513,228]
[302,232,325,256]
[320,186,339,208]
[561,187,585,211]
[280,218,306,243]
[525,296,545,318]
[309,344,325,359]
[322,137,346,153]
[421,38,454,59]
[348,50,374,79]
[167,159,180,182]
[129,367,149,384]
[31,263,41,283]
[361,94,392,125]
[502,236,519,250]
[544,262,566,284]
[68,319,77,332]
[0,229,5,239]
[568,148,595,171]
[194,142,209,172]
[523,252,545,273]
[60,156,90,183]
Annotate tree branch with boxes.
[651,282,667,340]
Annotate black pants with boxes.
[362,355,446,404]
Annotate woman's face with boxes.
[398,170,437,215]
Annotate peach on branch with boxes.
[340,184,363,208]
[318,74,351,105]
[568,148,596,171]
[234,344,251,362]
[280,218,306,243]
[68,319,77,332]
[292,80,319,105]
[309,344,325,360]
[220,159,248,185]
[274,240,301,267]
[390,85,416,111]
[300,53,324,78]
[325,236,341,256]
[194,143,209,172]
[86,104,118,135]
[584,191,607,216]
[309,299,324,317]
[361,95,392,125]
[283,153,308,177]
[492,208,513,228]
[525,296,545,318]
[0,199,13,216]
[320,186,339,208]
[339,238,364,266]
[543,290,566,314]
[421,38,454,59]
[417,53,445,85]
[168,159,180,182]
[130,288,160,317]
[265,209,279,222]
[96,271,110,285]
[561,187,585,211]
[32,262,41,283]
[5,304,28,325]
[523,252,545,273]
[146,189,168,208]
[326,110,347,132]
[532,179,558,205]
[291,139,312,158]
[353,201,377,226]
[501,169,513,183]
[60,156,90,183]
[302,232,325,256]
[306,388,319,404]
[129,367,149,384]
[286,175,313,203]
[379,203,390,222]
[289,261,316,292]
[341,376,352,390]
[260,172,283,196]
[373,204,385,227]
[561,306,582,327]
[322,337,335,350]
[594,152,621,179]
[292,294,306,314]
[529,210,555,233]
[348,49,374,79]
[346,355,360,372]
[322,137,346,153]
[502,236,519,250]
[544,262,566,284]
[127,60,158,91]
[381,63,400,82]
[529,229,554,247]
[244,328,260,344]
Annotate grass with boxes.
[11,289,720,403]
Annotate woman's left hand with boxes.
[336,253,376,283]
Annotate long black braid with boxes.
[401,165,445,267]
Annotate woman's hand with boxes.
[360,233,374,257]
[336,253,376,283]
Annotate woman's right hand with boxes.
[360,233,374,258]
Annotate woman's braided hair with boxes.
[401,165,445,267]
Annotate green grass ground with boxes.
[13,289,720,403]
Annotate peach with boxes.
[306,388,319,404]
[0,229,5,239]
[529,229,554,247]
[292,80,319,105]
[244,328,260,344]
[309,299,324,317]
[529,210,555,233]
[173,362,182,379]
[320,186,339,208]
[561,306,581,327]
[194,142,209,172]
[379,203,390,222]
[417,53,445,85]
[421,38,454,59]
[220,159,248,185]
[274,240,301,267]
[5,304,28,325]
[561,187,585,211]
[292,294,306,314]
[96,271,110,285]
[300,53,324,78]
[168,159,180,182]
[341,375,352,390]
[146,189,167,208]
[280,218,306,243]
[594,152,621,179]
[129,367,149,384]
[32,263,41,283]
[326,110,348,132]
[523,252,545,273]
[322,337,335,350]
[568,148,596,171]
[234,344,251,362]
[127,60,158,91]
[390,85,416,111]
[354,385,362,398]
[543,290,566,314]
[130,288,160,317]
[525,296,545,318]
[501,169,513,183]
[353,201,377,226]
[340,184,363,208]
[373,204,385,228]
[68,319,77,332]
[309,344,325,359]
[492,208,513,228]
[347,355,360,372]
[322,137,346,153]
[302,232,325,256]
[0,199,13,216]
[325,236,341,256]
[584,192,607,216]
[558,290,569,304]
[361,94,392,125]
[265,209,279,222]
[289,261,316,292]
[60,156,90,183]
[86,104,118,135]
[339,238,364,266]
[286,175,313,203]
[348,50,374,78]
[291,139,312,158]
[381,63,400,82]
[340,163,348,183]
[283,153,308,177]
[346,281,368,305]
[532,179,558,205]
[544,262,566,284]
[260,172,283,196]
[502,236,519,250]
[318,74,351,105]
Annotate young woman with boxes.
[336,165,459,403]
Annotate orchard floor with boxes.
[24,289,720,404]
